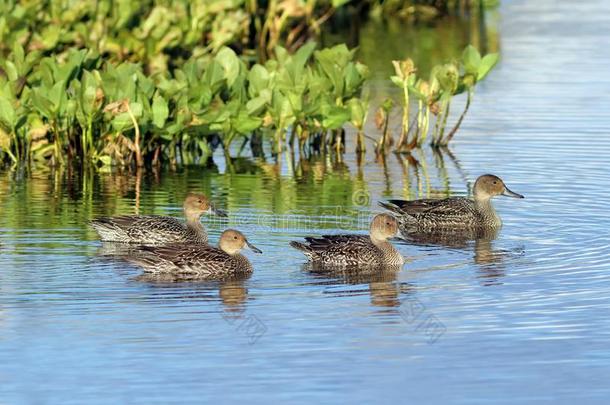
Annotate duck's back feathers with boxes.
[290,234,403,268]
[380,197,482,229]
[126,243,252,277]
[90,215,207,244]
[304,234,369,247]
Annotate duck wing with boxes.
[381,197,465,215]
[381,197,477,229]
[128,244,230,275]
[304,234,369,247]
[290,234,380,266]
[90,215,188,243]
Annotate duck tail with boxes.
[289,241,317,260]
[123,247,159,271]
[289,241,312,252]
[89,217,128,242]
[378,201,403,215]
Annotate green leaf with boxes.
[435,63,459,94]
[215,47,241,87]
[462,45,481,75]
[293,42,316,69]
[12,42,25,71]
[390,75,404,88]
[30,90,54,118]
[39,25,61,50]
[202,60,225,95]
[347,98,366,128]
[274,46,289,65]
[111,102,142,132]
[0,96,16,129]
[248,64,270,97]
[234,111,262,134]
[322,105,351,130]
[4,61,18,82]
[477,53,499,81]
[80,71,98,117]
[152,94,169,128]
[344,63,365,96]
[48,80,67,114]
[246,96,268,115]
[98,155,113,166]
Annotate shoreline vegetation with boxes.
[0,0,498,170]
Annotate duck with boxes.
[90,193,227,245]
[126,229,262,277]
[290,214,404,267]
[379,174,523,232]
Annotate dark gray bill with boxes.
[209,205,228,217]
[502,186,524,199]
[391,228,406,241]
[246,241,262,254]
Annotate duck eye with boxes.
[493,181,497,185]
[234,236,238,240]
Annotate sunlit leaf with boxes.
[477,53,499,81]
[462,45,481,75]
[0,96,16,130]
[152,94,169,128]
[215,47,241,87]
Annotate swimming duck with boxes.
[290,214,404,267]
[126,229,262,277]
[380,174,523,231]
[90,193,227,245]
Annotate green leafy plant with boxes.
[0,40,369,168]
[387,45,499,150]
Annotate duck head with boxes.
[370,214,400,243]
[473,175,524,201]
[183,193,228,221]
[219,229,262,255]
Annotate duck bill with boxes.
[208,205,228,217]
[502,186,524,199]
[246,240,262,254]
[389,228,406,242]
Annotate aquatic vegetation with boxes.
[0,0,499,167]
[374,98,395,156]
[368,0,499,22]
[0,42,367,167]
[389,45,498,150]
[0,0,355,73]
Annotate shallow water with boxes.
[2,0,610,403]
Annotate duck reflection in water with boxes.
[303,263,415,308]
[398,227,519,286]
[133,272,251,312]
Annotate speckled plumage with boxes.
[290,234,404,267]
[124,229,260,279]
[380,197,500,231]
[380,174,524,233]
[90,215,208,244]
[90,193,226,245]
[127,243,253,278]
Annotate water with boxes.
[2,0,610,403]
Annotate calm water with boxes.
[2,1,610,403]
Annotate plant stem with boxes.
[396,84,410,149]
[420,105,430,145]
[52,121,64,166]
[416,99,423,146]
[126,103,143,167]
[356,128,365,153]
[444,90,472,145]
[438,99,451,145]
